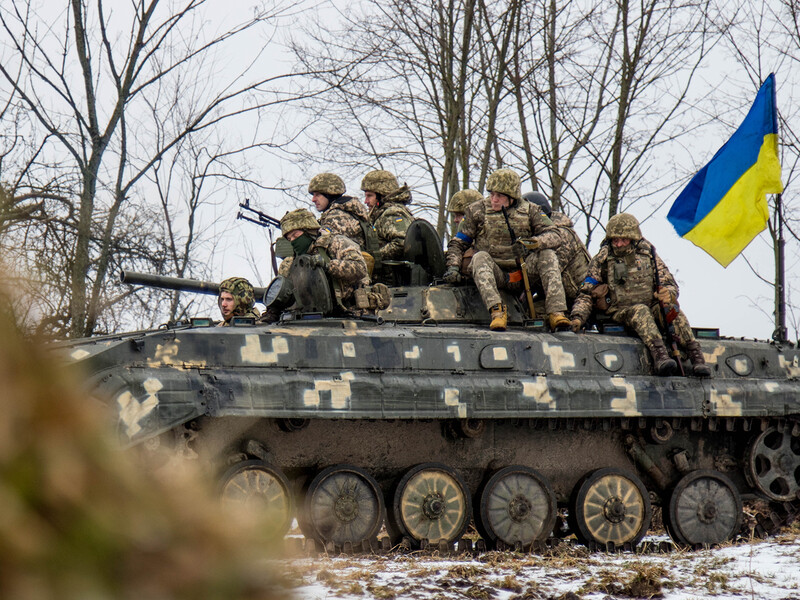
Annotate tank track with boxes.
[755,498,800,538]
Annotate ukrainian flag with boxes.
[667,73,783,267]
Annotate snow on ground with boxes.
[278,533,800,600]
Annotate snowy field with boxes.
[279,532,800,600]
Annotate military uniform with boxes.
[550,211,591,307]
[447,197,565,312]
[570,213,710,376]
[277,209,371,310]
[444,170,568,331]
[217,277,260,326]
[369,200,413,260]
[361,170,414,261]
[320,196,371,250]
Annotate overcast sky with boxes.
[193,5,795,343]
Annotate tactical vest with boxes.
[605,245,655,309]
[474,199,533,270]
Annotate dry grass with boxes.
[581,563,672,598]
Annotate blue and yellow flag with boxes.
[667,73,783,267]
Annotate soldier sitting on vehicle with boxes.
[447,189,483,236]
[309,173,376,251]
[276,208,388,315]
[569,213,711,377]
[443,168,571,332]
[361,169,414,261]
[523,191,590,312]
[217,277,260,326]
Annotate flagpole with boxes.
[773,192,787,343]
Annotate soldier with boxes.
[447,189,483,234]
[443,168,570,332]
[361,169,414,261]
[217,277,260,326]
[308,173,372,251]
[277,208,372,310]
[522,192,590,310]
[569,213,711,377]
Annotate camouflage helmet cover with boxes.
[360,170,399,197]
[486,168,521,202]
[447,189,483,214]
[218,276,256,316]
[522,191,552,217]
[280,208,321,235]
[308,173,346,196]
[606,213,642,241]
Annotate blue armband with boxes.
[584,276,600,285]
[455,231,473,244]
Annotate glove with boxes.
[654,287,674,304]
[570,318,583,333]
[443,265,462,284]
[307,254,326,269]
[512,240,527,260]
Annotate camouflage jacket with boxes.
[320,196,371,250]
[369,202,414,260]
[571,238,679,323]
[278,230,369,301]
[446,198,558,271]
[551,211,590,277]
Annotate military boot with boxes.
[648,339,677,376]
[686,340,711,377]
[489,303,507,331]
[549,312,571,332]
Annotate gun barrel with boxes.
[120,271,268,303]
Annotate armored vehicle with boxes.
[56,227,800,551]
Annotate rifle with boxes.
[501,206,537,319]
[237,199,280,276]
[650,245,685,376]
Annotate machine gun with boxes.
[237,198,282,275]
[120,271,269,304]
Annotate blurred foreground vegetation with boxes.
[0,286,289,599]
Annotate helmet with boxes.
[486,169,521,202]
[606,213,642,241]
[447,189,483,214]
[308,173,345,196]
[280,208,321,235]
[219,277,256,315]
[522,191,551,217]
[360,170,399,197]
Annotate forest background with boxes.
[0,0,797,341]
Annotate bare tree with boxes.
[0,0,323,337]
[289,0,530,236]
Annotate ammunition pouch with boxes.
[592,283,611,311]
[461,248,475,276]
[361,251,375,278]
[354,283,391,310]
